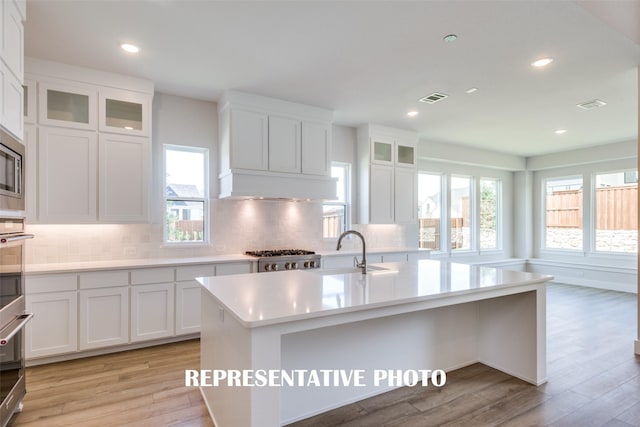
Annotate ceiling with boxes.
[24,1,640,157]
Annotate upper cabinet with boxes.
[99,88,151,137]
[25,58,154,223]
[0,0,25,140]
[38,81,97,130]
[218,90,336,200]
[357,124,418,225]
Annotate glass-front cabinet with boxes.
[371,135,416,167]
[99,88,151,136]
[38,81,97,129]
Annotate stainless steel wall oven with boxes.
[0,217,33,426]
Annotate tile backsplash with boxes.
[25,199,417,265]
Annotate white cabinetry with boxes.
[78,270,129,350]
[38,127,97,223]
[358,124,418,224]
[131,283,174,342]
[98,134,150,222]
[130,268,175,342]
[25,273,78,359]
[218,90,336,200]
[25,58,154,223]
[0,0,24,139]
[79,287,129,350]
[38,81,97,130]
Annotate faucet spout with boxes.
[336,230,367,274]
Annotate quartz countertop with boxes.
[198,259,552,328]
[26,254,256,274]
[318,247,430,257]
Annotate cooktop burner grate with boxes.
[244,249,316,257]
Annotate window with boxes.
[480,178,499,250]
[418,173,442,250]
[594,170,637,253]
[164,145,208,243]
[323,163,350,239]
[544,176,583,250]
[451,176,472,250]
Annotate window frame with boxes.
[417,172,445,252]
[163,144,210,246]
[322,162,351,240]
[449,174,474,253]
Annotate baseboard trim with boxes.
[26,334,200,366]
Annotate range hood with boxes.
[219,169,338,200]
[217,90,338,201]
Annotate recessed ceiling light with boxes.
[120,43,140,54]
[465,87,478,94]
[407,111,419,117]
[531,57,553,67]
[555,129,567,134]
[443,34,458,43]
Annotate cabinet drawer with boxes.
[79,270,128,289]
[176,265,216,282]
[216,263,251,276]
[26,273,77,294]
[130,267,174,285]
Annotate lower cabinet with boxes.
[130,282,175,342]
[25,261,253,361]
[175,281,202,335]
[25,291,78,358]
[79,287,129,350]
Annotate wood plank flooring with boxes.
[8,283,640,427]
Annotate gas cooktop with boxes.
[244,249,316,257]
[244,249,320,272]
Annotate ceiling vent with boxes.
[419,92,448,104]
[576,99,607,110]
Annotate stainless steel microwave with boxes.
[0,128,24,213]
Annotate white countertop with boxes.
[25,254,255,274]
[198,259,552,328]
[319,247,430,257]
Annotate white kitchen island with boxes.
[197,259,552,427]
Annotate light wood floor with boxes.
[9,284,640,427]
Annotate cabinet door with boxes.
[2,0,24,81]
[23,78,36,124]
[396,139,416,168]
[24,125,36,222]
[38,127,97,223]
[0,61,23,139]
[369,164,394,224]
[394,167,417,224]
[370,135,394,166]
[79,287,129,350]
[26,291,78,358]
[38,82,97,130]
[175,281,201,335]
[230,108,268,171]
[98,134,150,223]
[99,88,151,137]
[268,115,301,173]
[301,121,330,176]
[130,283,175,342]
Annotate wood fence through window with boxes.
[546,186,637,230]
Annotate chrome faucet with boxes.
[336,230,367,274]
